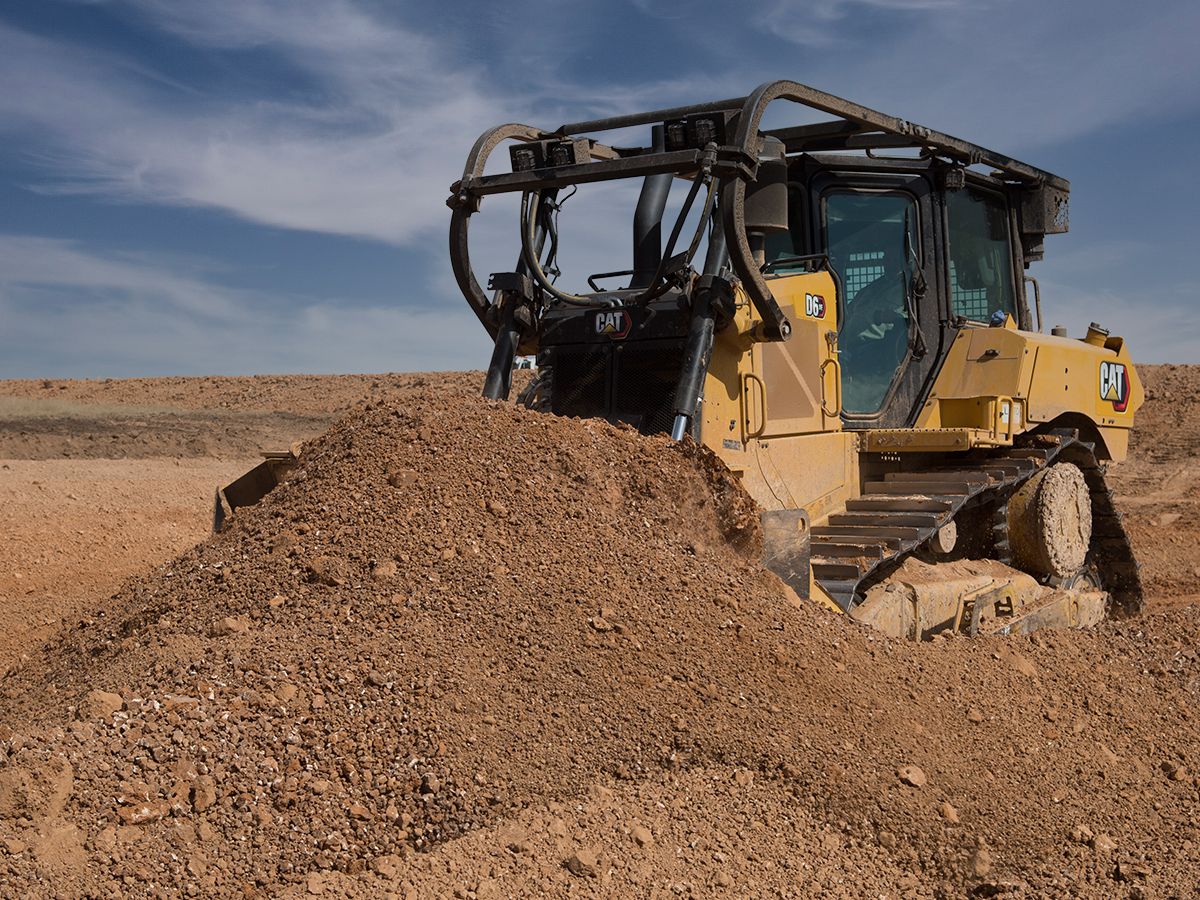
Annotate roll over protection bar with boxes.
[447,80,1069,343]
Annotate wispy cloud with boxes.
[748,0,1200,149]
[752,0,969,45]
[0,235,488,377]
[0,3,504,245]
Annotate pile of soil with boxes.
[1109,364,1200,604]
[1,379,1199,897]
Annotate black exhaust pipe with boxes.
[631,125,671,289]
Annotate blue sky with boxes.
[1,0,1197,377]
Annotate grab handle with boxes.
[742,372,767,439]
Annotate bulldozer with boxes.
[216,80,1142,640]
[442,80,1143,639]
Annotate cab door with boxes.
[810,172,944,429]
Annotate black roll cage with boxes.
[447,79,1069,344]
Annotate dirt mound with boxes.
[1107,364,1200,604]
[0,380,1198,897]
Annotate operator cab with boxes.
[766,157,1032,429]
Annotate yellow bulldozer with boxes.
[219,81,1142,640]
[446,80,1141,639]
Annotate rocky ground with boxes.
[0,366,1196,898]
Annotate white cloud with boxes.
[746,0,1200,150]
[0,6,504,245]
[0,235,490,377]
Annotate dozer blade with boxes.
[851,557,1108,641]
[213,443,302,532]
[760,509,812,602]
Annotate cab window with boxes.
[945,188,1016,322]
[824,190,917,415]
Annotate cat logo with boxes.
[594,309,631,339]
[1099,360,1130,413]
[804,292,826,319]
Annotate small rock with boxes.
[420,773,440,794]
[3,837,27,855]
[163,694,198,712]
[733,770,754,787]
[319,831,345,850]
[306,556,345,587]
[898,764,927,787]
[348,803,370,820]
[372,854,403,879]
[969,847,993,877]
[191,776,217,812]
[92,826,117,854]
[79,690,124,720]
[387,468,419,489]
[548,817,568,838]
[276,683,298,703]
[1003,650,1038,678]
[714,871,733,887]
[1069,824,1093,844]
[878,830,896,848]
[966,708,985,724]
[499,825,530,854]
[589,615,613,633]
[1116,859,1151,881]
[367,671,388,687]
[1167,764,1188,781]
[485,498,508,517]
[268,594,287,608]
[215,616,251,636]
[940,801,960,824]
[564,848,600,877]
[116,800,168,826]
[311,779,331,795]
[372,560,398,582]
[1091,833,1117,853]
[631,825,653,847]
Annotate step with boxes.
[809,539,888,560]
[828,511,942,529]
[941,462,1030,479]
[813,561,865,581]
[1002,448,1054,460]
[845,496,955,513]
[865,480,977,496]
[883,470,993,485]
[812,524,923,542]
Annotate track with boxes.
[810,432,1143,615]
